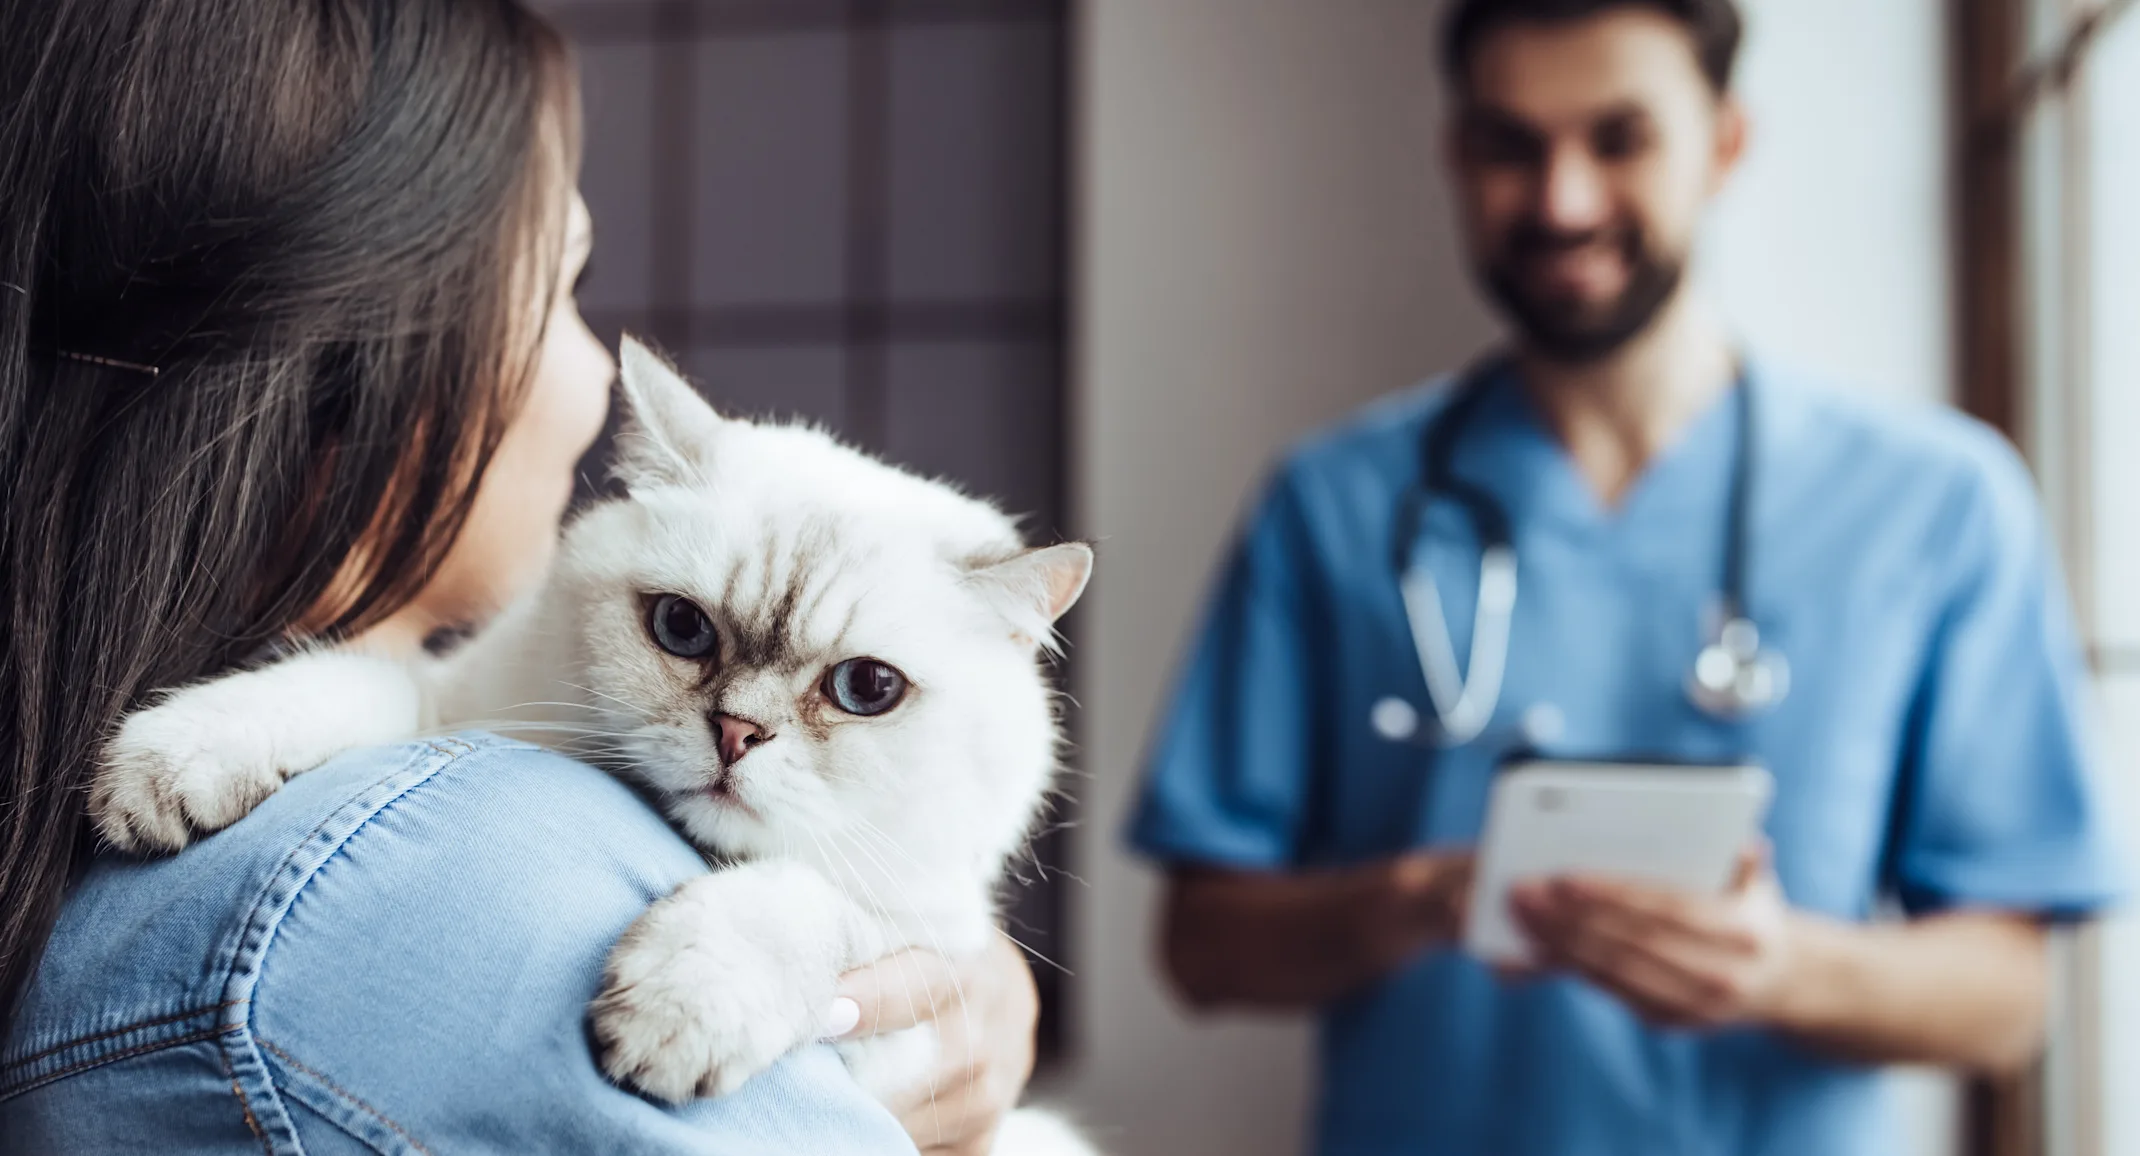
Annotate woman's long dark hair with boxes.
[0,0,576,1027]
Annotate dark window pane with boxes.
[694,34,851,307]
[577,43,659,315]
[887,23,1064,302]
[882,342,1063,535]
[536,0,666,42]
[685,344,848,430]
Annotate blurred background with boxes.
[534,1,2134,1154]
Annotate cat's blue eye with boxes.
[824,658,908,717]
[648,594,718,660]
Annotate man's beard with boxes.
[1480,222,1685,364]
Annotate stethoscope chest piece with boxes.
[1685,614,1790,718]
[1371,696,1422,743]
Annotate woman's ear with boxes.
[612,336,726,490]
[967,542,1095,652]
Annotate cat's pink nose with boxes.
[710,712,773,767]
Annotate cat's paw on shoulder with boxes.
[590,887,832,1103]
[590,973,800,1103]
[89,696,295,854]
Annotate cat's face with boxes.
[555,341,1089,886]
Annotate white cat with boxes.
[89,339,1097,1156]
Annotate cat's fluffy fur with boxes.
[91,339,1095,1154]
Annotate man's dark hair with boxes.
[1441,0,1745,94]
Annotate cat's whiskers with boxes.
[994,927,1071,979]
[837,824,954,963]
[846,815,934,879]
[831,824,982,1120]
[553,741,641,760]
[558,680,646,715]
[851,809,984,980]
[841,821,993,1104]
[1002,814,1090,891]
[813,828,911,989]
[811,768,873,788]
[450,717,634,737]
[860,774,1010,984]
[811,826,953,1124]
[861,771,1065,1000]
[540,731,639,746]
[808,826,964,1130]
[442,718,648,759]
[546,740,641,757]
[478,700,591,715]
[803,826,899,965]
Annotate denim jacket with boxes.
[1,734,918,1155]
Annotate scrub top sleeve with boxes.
[1890,440,2126,918]
[1127,468,1329,870]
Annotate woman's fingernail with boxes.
[821,997,861,1040]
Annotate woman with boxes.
[0,1,1034,1152]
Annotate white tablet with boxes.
[1463,759,1775,965]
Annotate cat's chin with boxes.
[666,790,776,858]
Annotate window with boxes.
[1956,2,2140,1154]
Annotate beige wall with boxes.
[1059,2,1954,1154]
[1059,2,1483,1154]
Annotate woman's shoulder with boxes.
[8,735,688,1078]
[15,735,684,1037]
[7,736,915,1153]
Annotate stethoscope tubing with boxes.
[1397,544,1516,746]
[1388,355,1785,747]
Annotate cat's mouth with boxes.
[702,769,760,819]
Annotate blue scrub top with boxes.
[1127,358,2123,1156]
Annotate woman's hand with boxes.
[833,933,1039,1155]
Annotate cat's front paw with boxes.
[590,882,839,1103]
[89,696,294,854]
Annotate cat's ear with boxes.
[613,336,726,489]
[967,542,1094,652]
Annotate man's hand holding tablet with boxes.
[1510,843,1798,1031]
[1463,759,1787,1029]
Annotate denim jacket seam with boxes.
[0,999,246,1074]
[257,1037,430,1156]
[0,746,491,1099]
[0,1027,225,1101]
[216,1029,275,1156]
[212,734,512,1153]
[0,1002,249,1100]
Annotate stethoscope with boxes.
[1371,358,1790,749]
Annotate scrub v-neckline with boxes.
[1497,372,1744,537]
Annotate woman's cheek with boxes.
[413,320,616,629]
[497,321,615,572]
[540,301,617,460]
[418,457,561,629]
